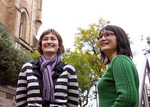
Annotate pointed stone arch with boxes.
[19,12,26,40]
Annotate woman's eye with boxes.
[51,37,57,40]
[43,38,47,41]
[51,38,56,40]
[105,33,110,37]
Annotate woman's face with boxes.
[41,33,59,57]
[99,30,118,56]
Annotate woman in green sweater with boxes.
[97,25,139,107]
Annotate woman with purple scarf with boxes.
[16,29,79,107]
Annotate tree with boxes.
[62,49,93,107]
[62,18,110,106]
[0,22,31,86]
[28,51,40,60]
[72,18,135,106]
[74,18,109,78]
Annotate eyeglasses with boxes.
[97,32,115,40]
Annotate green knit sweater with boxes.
[97,55,139,107]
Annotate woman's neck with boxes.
[43,53,56,60]
[106,51,117,62]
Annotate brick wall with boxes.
[0,85,16,107]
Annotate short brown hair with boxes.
[37,29,65,55]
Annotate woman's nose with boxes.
[99,36,106,41]
[47,39,52,43]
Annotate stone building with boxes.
[0,0,42,51]
[0,0,42,106]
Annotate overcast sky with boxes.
[36,0,150,97]
[37,0,150,57]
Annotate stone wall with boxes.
[0,0,42,51]
[0,0,10,25]
[0,85,16,107]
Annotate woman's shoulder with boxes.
[22,60,38,69]
[55,61,75,71]
[110,55,134,67]
[112,55,131,62]
[62,62,75,72]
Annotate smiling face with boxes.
[99,30,118,59]
[42,33,60,58]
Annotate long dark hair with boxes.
[99,25,133,65]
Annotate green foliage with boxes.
[62,18,109,106]
[28,51,40,60]
[0,22,32,86]
[62,49,93,106]
[74,18,108,78]
[62,49,93,91]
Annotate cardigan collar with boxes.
[30,60,65,77]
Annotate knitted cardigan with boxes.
[97,55,139,107]
[16,60,79,107]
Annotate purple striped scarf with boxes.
[38,54,60,101]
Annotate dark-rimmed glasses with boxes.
[97,32,115,40]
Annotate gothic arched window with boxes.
[19,12,26,41]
